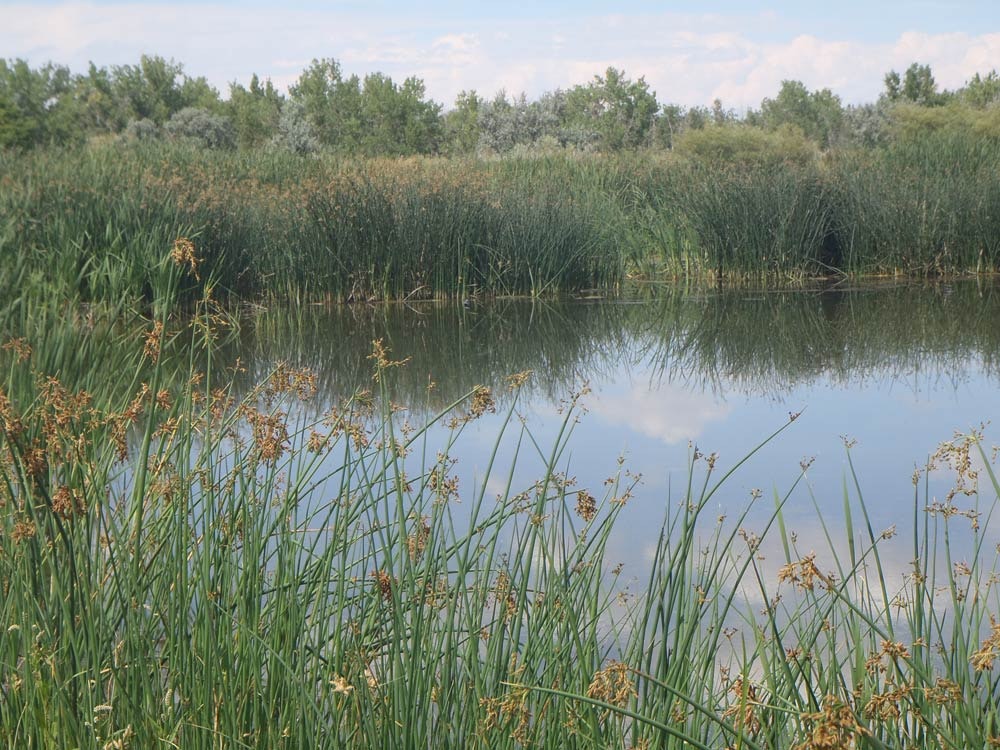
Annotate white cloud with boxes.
[432,33,479,53]
[591,383,731,445]
[272,58,312,70]
[1,4,998,108]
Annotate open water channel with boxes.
[224,281,1000,585]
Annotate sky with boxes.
[2,1,1000,109]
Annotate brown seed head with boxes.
[372,569,394,601]
[51,485,86,519]
[792,696,870,750]
[170,237,201,280]
[468,385,495,419]
[143,322,164,363]
[0,389,23,439]
[11,520,36,544]
[971,616,1000,672]
[1,337,31,363]
[506,370,532,391]
[575,490,597,522]
[587,661,636,709]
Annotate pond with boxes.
[224,280,1000,583]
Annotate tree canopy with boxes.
[1,54,999,156]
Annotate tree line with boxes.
[2,54,999,154]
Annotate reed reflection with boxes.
[224,280,1000,410]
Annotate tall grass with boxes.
[2,288,999,748]
[0,145,624,306]
[830,131,1000,274]
[7,134,1000,308]
[667,160,834,279]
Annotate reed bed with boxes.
[2,270,1000,748]
[666,161,834,278]
[6,134,1000,309]
[829,132,1000,275]
[0,145,623,306]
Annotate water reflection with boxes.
[220,281,1000,576]
[222,281,1000,404]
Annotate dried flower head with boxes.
[11,520,36,543]
[1,337,31,363]
[721,677,762,736]
[479,655,530,743]
[242,407,290,464]
[170,237,201,280]
[367,339,410,382]
[971,616,1000,672]
[22,442,47,479]
[792,696,870,750]
[155,389,172,411]
[467,385,495,420]
[923,678,961,705]
[51,485,86,519]
[777,553,834,592]
[406,517,431,561]
[493,571,517,620]
[265,362,318,401]
[143,322,164,363]
[0,388,23,439]
[575,490,597,522]
[372,569,394,601]
[330,674,354,696]
[587,661,636,710]
[864,684,911,721]
[506,370,532,391]
[306,430,329,454]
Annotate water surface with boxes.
[226,281,1000,581]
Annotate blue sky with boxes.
[2,1,999,108]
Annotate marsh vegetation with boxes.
[4,56,1000,748]
[3,274,1000,747]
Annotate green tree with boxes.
[684,105,710,131]
[759,80,843,147]
[289,58,363,149]
[476,90,570,154]
[179,75,223,113]
[565,67,659,150]
[164,107,235,149]
[674,122,816,167]
[0,58,78,148]
[228,74,283,148]
[0,86,26,148]
[290,59,442,154]
[443,90,482,154]
[957,70,1000,108]
[73,63,124,134]
[273,99,318,154]
[358,73,441,155]
[476,91,520,153]
[711,98,733,125]
[107,55,220,126]
[111,55,187,122]
[883,63,947,106]
[653,104,682,149]
[840,102,893,147]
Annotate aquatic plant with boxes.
[7,137,1000,312]
[1,271,999,747]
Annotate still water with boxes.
[227,281,1000,580]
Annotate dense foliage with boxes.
[4,54,1000,156]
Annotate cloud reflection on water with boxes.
[591,380,732,445]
